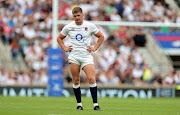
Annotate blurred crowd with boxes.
[0,0,180,86]
[0,0,52,86]
[59,0,180,23]
[0,66,48,86]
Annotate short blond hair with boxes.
[72,7,82,14]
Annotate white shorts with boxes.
[68,53,94,69]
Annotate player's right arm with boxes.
[57,33,72,52]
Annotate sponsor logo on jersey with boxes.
[76,34,83,41]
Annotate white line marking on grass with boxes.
[48,114,63,115]
[118,107,177,111]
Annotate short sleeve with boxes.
[91,24,99,35]
[61,25,68,36]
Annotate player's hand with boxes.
[87,46,96,52]
[65,45,73,52]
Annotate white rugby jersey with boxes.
[61,20,99,55]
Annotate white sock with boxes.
[93,103,98,107]
[89,83,97,87]
[77,103,82,107]
[73,84,80,89]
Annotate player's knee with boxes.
[73,77,80,85]
[88,77,96,84]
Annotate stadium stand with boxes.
[0,0,180,86]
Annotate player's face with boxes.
[73,12,84,25]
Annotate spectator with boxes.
[6,70,17,85]
[18,71,31,85]
[0,15,5,38]
[104,69,121,85]
[174,70,180,85]
[119,39,131,61]
[115,0,124,17]
[3,23,12,44]
[152,70,163,86]
[132,63,143,84]
[22,22,37,40]
[163,69,175,86]
[131,46,144,67]
[33,69,48,86]
[142,64,153,84]
[0,68,7,86]
[103,46,117,67]
[11,39,20,59]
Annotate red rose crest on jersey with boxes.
[85,27,88,31]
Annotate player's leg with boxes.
[70,63,83,110]
[83,64,102,110]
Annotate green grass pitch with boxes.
[0,96,180,115]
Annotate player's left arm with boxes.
[87,31,104,52]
